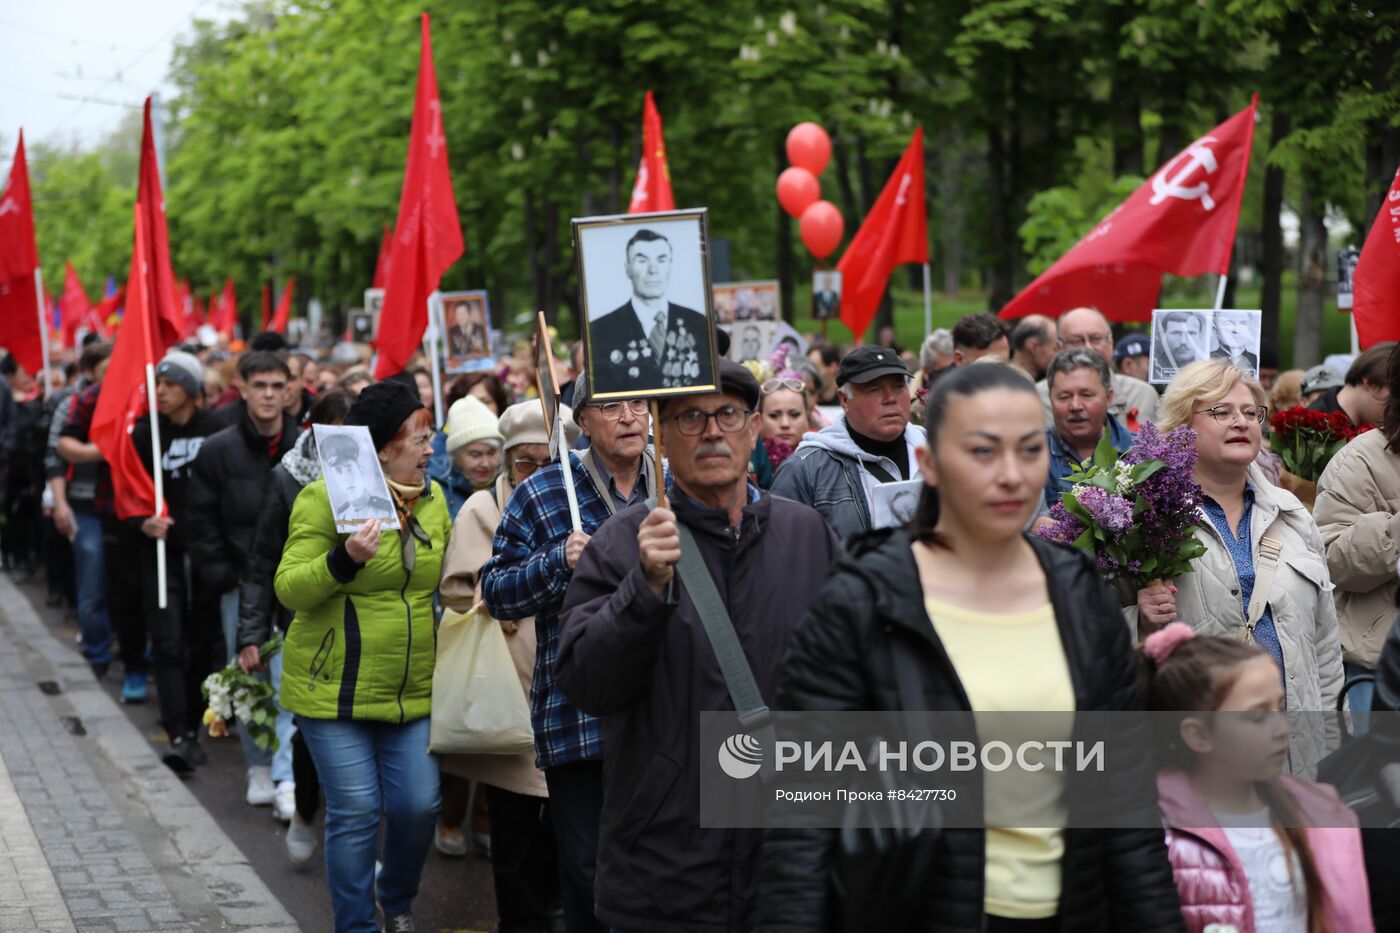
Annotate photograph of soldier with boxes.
[443,291,492,368]
[812,270,842,320]
[576,210,719,399]
[314,425,397,531]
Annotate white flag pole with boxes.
[427,291,444,427]
[144,361,167,609]
[33,268,52,397]
[555,417,582,533]
[1213,274,1228,311]
[922,262,933,339]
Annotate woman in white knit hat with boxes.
[437,399,580,931]
[440,395,504,521]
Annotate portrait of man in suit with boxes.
[812,270,842,320]
[444,293,491,365]
[1210,309,1261,377]
[585,227,716,396]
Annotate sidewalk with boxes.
[0,574,298,933]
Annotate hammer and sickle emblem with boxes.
[0,197,18,218]
[894,172,913,206]
[425,100,446,159]
[1150,135,1219,210]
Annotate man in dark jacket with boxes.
[186,351,299,810]
[556,359,838,932]
[127,351,222,772]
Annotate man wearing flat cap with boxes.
[769,345,927,541]
[555,359,837,933]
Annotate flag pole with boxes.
[555,417,582,533]
[427,291,444,426]
[922,262,933,339]
[1213,274,1228,311]
[144,361,167,610]
[33,267,51,397]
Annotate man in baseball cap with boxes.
[1113,333,1151,383]
[771,345,926,540]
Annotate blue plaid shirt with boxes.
[481,451,657,769]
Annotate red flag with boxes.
[269,277,295,333]
[627,91,676,214]
[60,263,91,348]
[836,128,928,340]
[0,133,45,374]
[91,209,161,521]
[91,289,122,335]
[374,13,464,380]
[134,98,184,349]
[213,278,236,338]
[372,224,392,289]
[260,282,271,331]
[1001,97,1258,323]
[1353,163,1400,348]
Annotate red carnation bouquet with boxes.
[1269,406,1374,482]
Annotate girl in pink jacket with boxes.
[1142,623,1373,933]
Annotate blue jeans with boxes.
[220,591,273,769]
[72,511,113,665]
[1345,662,1376,737]
[297,716,439,932]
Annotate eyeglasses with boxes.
[512,457,550,476]
[666,405,752,436]
[1062,332,1112,349]
[588,399,648,420]
[761,378,806,395]
[1196,404,1268,426]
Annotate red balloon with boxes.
[799,200,844,259]
[776,167,820,217]
[786,122,832,175]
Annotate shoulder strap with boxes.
[661,506,776,762]
[1244,511,1285,640]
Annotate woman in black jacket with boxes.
[757,364,1183,933]
[236,387,351,865]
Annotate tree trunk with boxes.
[987,124,1014,310]
[1365,27,1400,225]
[775,137,795,325]
[1293,181,1328,369]
[1110,70,1144,177]
[832,129,862,227]
[1260,109,1289,362]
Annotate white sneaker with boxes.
[245,766,275,807]
[273,780,296,822]
[286,811,317,866]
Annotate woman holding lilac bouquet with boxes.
[1135,360,1342,769]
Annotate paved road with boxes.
[19,576,500,933]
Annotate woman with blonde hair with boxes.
[1132,360,1342,770]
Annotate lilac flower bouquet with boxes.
[1037,422,1208,586]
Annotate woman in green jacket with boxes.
[275,380,451,933]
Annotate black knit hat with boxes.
[346,380,424,452]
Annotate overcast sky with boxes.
[0,0,234,151]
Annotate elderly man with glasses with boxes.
[555,358,838,933]
[481,372,666,933]
[1034,306,1160,429]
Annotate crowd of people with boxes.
[0,305,1396,933]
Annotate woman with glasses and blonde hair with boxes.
[1132,360,1342,769]
[752,373,812,487]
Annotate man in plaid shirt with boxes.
[481,373,661,933]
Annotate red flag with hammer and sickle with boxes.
[1001,96,1257,323]
[1353,162,1400,349]
[627,91,675,214]
[374,12,464,380]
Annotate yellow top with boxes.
[924,597,1075,921]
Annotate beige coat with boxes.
[1125,465,1343,771]
[1314,428,1400,669]
[437,474,547,797]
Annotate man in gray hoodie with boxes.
[770,346,926,541]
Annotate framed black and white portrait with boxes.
[1149,309,1211,384]
[812,270,842,320]
[363,288,384,341]
[348,310,375,344]
[574,209,720,401]
[313,424,400,533]
[1208,309,1262,378]
[726,321,777,363]
[442,290,492,371]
